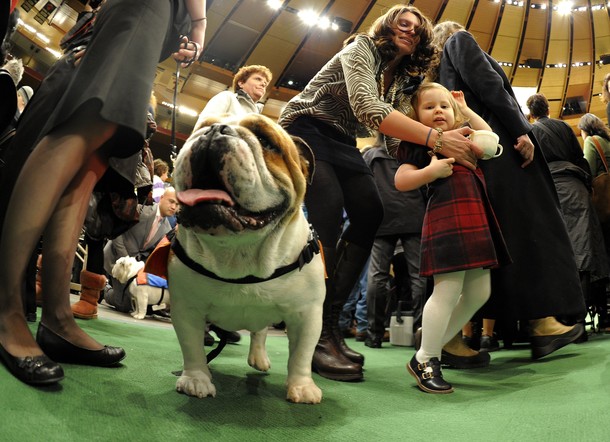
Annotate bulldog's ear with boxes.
[291,136,315,184]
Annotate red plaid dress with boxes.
[419,164,511,277]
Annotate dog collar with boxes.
[170,228,321,284]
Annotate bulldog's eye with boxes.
[257,135,281,153]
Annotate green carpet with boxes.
[1,319,609,441]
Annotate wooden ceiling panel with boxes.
[593,9,610,58]
[437,0,474,25]
[468,1,501,53]
[512,68,539,88]
[410,0,444,23]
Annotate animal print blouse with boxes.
[278,34,419,151]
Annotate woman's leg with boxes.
[0,104,116,357]
[39,151,109,349]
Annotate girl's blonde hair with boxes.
[409,82,469,128]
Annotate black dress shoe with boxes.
[441,349,490,369]
[0,343,64,385]
[364,335,382,348]
[407,355,453,394]
[530,323,583,360]
[36,323,125,367]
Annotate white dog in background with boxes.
[111,256,170,319]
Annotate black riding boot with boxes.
[311,246,363,381]
[331,239,370,364]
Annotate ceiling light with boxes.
[557,1,573,15]
[298,9,319,26]
[266,0,282,10]
[317,16,330,30]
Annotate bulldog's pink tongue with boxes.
[177,189,234,207]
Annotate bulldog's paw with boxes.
[286,379,322,404]
[247,351,271,372]
[176,371,216,398]
[131,312,146,320]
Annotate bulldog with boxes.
[168,113,325,404]
[111,256,170,320]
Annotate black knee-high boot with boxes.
[311,246,363,381]
[332,239,369,363]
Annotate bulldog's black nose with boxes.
[207,123,238,137]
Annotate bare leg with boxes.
[0,103,116,357]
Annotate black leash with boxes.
[169,60,181,165]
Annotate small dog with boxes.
[111,256,170,319]
[168,113,325,404]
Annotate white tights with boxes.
[416,268,490,363]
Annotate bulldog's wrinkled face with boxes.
[173,114,314,235]
[111,257,144,284]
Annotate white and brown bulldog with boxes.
[168,114,325,404]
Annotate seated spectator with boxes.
[103,187,178,313]
[152,158,169,204]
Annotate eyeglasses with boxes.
[395,20,422,35]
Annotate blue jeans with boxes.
[339,257,369,333]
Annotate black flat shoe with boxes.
[441,348,490,369]
[36,323,125,367]
[407,355,453,394]
[0,342,64,385]
[530,323,583,360]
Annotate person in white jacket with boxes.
[195,64,272,126]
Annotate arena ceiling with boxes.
[9,0,610,158]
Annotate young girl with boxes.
[395,82,510,394]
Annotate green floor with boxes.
[2,318,609,441]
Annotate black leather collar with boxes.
[170,228,320,284]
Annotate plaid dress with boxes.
[400,143,511,277]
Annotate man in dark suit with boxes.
[103,186,177,312]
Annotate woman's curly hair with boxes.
[344,5,437,76]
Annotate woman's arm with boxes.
[395,156,455,192]
[340,37,479,170]
[379,111,479,170]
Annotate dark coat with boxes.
[438,31,585,321]
[532,117,609,281]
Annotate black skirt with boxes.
[40,0,173,159]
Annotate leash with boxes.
[169,60,181,165]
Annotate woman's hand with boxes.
[429,155,455,179]
[172,31,204,68]
[515,134,534,168]
[440,127,481,170]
